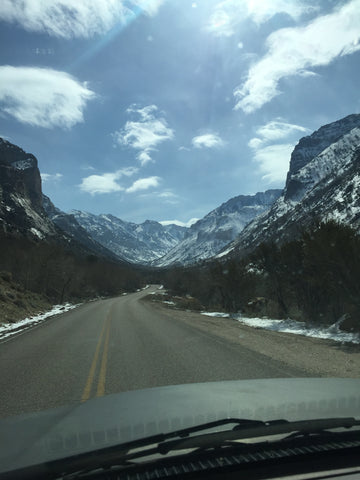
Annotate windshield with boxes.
[0,0,359,476]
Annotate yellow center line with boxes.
[81,319,108,402]
[96,319,111,397]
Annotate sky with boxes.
[0,0,360,225]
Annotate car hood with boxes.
[0,378,360,474]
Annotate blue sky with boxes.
[0,0,360,225]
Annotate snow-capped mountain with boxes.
[154,190,282,267]
[43,195,122,262]
[223,114,360,257]
[5,113,359,269]
[285,113,360,202]
[70,211,187,264]
[0,138,128,262]
[0,138,185,265]
[0,138,57,239]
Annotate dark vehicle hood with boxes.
[0,378,359,474]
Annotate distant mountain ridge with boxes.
[0,137,127,262]
[65,190,282,266]
[153,190,282,266]
[42,195,122,262]
[70,211,187,264]
[2,113,360,269]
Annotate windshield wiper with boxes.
[155,417,360,455]
[49,418,274,475]
[23,417,360,480]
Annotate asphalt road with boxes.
[0,286,308,418]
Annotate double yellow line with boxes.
[81,315,111,402]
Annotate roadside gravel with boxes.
[145,299,360,378]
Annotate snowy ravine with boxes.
[0,304,79,341]
[201,312,360,344]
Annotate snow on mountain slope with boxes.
[285,115,360,202]
[286,113,360,183]
[0,138,57,239]
[0,137,184,264]
[154,190,282,266]
[5,114,358,268]
[289,147,360,230]
[224,114,360,257]
[71,211,187,264]
[43,195,123,261]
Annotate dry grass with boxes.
[0,271,51,325]
[143,292,204,311]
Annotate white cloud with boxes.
[234,0,360,112]
[0,66,95,128]
[80,173,123,195]
[248,138,263,150]
[192,133,224,149]
[137,151,152,166]
[81,165,96,171]
[0,0,165,38]
[113,105,174,165]
[252,120,310,147]
[41,173,63,182]
[157,191,177,199]
[248,120,309,183]
[155,190,179,204]
[80,167,138,195]
[206,0,316,37]
[160,218,199,227]
[126,176,161,193]
[251,143,294,183]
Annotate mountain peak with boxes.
[226,114,360,258]
[154,189,282,266]
[68,211,187,264]
[285,113,360,202]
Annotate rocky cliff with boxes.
[0,138,56,239]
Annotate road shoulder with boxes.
[142,296,360,378]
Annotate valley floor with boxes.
[1,287,359,418]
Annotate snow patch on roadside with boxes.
[201,312,360,344]
[0,303,80,341]
[149,286,167,296]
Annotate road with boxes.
[0,286,309,418]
